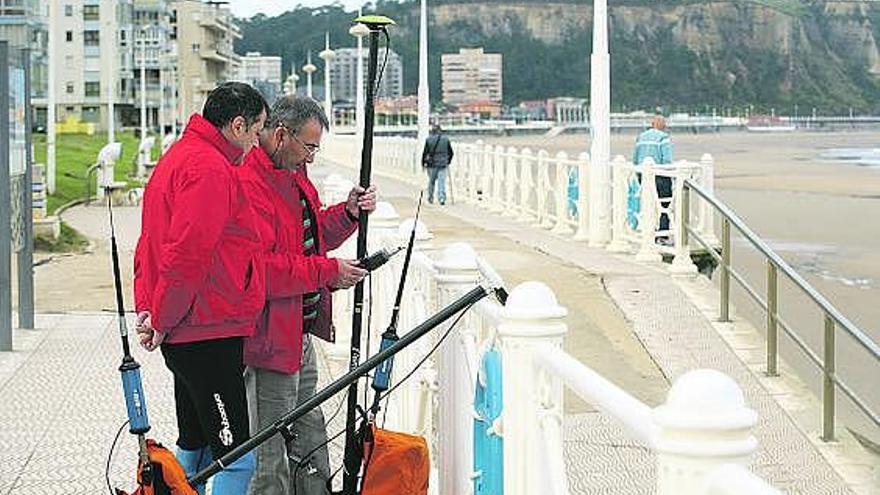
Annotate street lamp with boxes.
[586,0,610,245]
[319,32,335,129]
[416,0,430,172]
[349,15,368,145]
[303,51,316,99]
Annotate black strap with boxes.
[424,134,441,164]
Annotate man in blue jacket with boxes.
[631,115,673,239]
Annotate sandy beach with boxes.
[469,130,880,436]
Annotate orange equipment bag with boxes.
[116,439,199,495]
[361,425,430,495]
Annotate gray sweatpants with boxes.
[245,335,331,495]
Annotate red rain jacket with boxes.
[133,114,265,344]
[239,145,357,373]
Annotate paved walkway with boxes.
[0,162,875,494]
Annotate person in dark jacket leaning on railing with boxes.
[132,82,268,495]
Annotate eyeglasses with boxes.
[279,124,320,156]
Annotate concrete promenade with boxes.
[0,164,876,494]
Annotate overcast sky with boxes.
[227,0,366,19]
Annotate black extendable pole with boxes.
[189,286,489,486]
[342,25,382,495]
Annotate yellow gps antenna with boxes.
[342,13,395,495]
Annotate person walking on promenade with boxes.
[631,115,674,241]
[421,124,454,205]
[133,82,269,495]
[238,95,376,495]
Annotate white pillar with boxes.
[573,151,591,240]
[669,169,698,276]
[158,53,166,136]
[417,0,430,166]
[434,243,480,495]
[319,32,335,131]
[588,0,612,247]
[170,65,178,137]
[46,0,57,194]
[498,282,568,495]
[607,155,631,252]
[636,158,662,262]
[303,52,316,100]
[699,153,718,246]
[654,369,758,495]
[349,14,367,159]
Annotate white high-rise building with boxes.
[441,47,502,106]
[51,0,135,130]
[0,0,48,125]
[234,51,282,102]
[133,0,173,133]
[170,0,241,119]
[330,47,402,102]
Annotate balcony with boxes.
[199,48,227,63]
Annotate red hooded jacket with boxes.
[238,145,358,374]
[133,114,265,344]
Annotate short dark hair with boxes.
[202,82,269,129]
[266,96,329,133]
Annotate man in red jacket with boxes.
[133,82,268,494]
[238,95,375,495]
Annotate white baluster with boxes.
[536,150,552,229]
[607,155,631,252]
[669,169,698,276]
[636,158,662,262]
[518,148,535,222]
[491,146,505,213]
[498,282,568,495]
[435,243,481,495]
[504,146,518,217]
[699,153,718,246]
[654,369,758,495]
[551,152,574,235]
[573,151,591,241]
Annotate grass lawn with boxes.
[31,132,147,214]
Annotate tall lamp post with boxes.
[416,0,430,173]
[303,52,316,99]
[46,0,56,193]
[349,14,368,153]
[139,24,148,143]
[319,32,335,130]
[588,0,611,246]
[105,0,117,144]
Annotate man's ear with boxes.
[230,115,247,137]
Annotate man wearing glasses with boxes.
[238,96,376,495]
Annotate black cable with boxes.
[372,29,391,98]
[292,427,348,495]
[105,420,130,495]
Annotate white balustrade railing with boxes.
[321,134,717,278]
[318,176,778,495]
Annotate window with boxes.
[65,31,73,42]
[65,82,74,94]
[83,4,99,21]
[191,43,200,54]
[84,81,100,97]
[83,30,99,46]
[64,55,73,68]
[64,4,73,16]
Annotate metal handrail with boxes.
[683,179,880,437]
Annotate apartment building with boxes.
[330,47,403,103]
[441,47,502,107]
[0,0,48,125]
[233,51,282,102]
[133,0,174,133]
[49,0,135,130]
[170,0,240,119]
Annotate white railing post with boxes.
[636,158,662,262]
[434,243,481,495]
[607,155,630,252]
[490,145,505,213]
[504,146,518,217]
[551,152,574,235]
[699,153,718,246]
[670,170,698,276]
[367,202,401,336]
[536,150,552,229]
[498,282,569,495]
[573,152,591,241]
[517,148,534,223]
[654,369,758,495]
[468,141,483,204]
